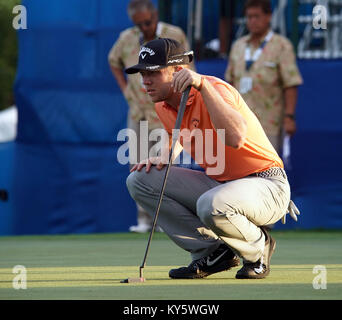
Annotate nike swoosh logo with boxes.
[141,53,146,59]
[207,250,228,267]
[254,264,264,274]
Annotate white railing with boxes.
[233,0,342,59]
[297,0,342,58]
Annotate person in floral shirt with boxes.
[225,0,303,152]
[108,0,192,233]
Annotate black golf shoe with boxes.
[235,227,276,279]
[169,244,240,279]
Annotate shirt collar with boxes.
[246,28,272,46]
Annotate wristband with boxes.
[285,114,295,120]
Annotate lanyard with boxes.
[245,30,273,71]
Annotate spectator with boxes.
[108,0,192,233]
[225,0,303,152]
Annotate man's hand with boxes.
[130,156,167,173]
[283,116,296,136]
[172,68,202,93]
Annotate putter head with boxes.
[120,277,145,283]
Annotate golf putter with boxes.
[121,86,191,283]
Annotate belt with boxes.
[250,167,287,179]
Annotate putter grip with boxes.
[170,86,191,160]
[174,86,191,131]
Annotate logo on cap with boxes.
[139,46,155,59]
[146,65,160,70]
[168,58,183,64]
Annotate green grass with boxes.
[0,231,341,300]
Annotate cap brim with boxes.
[125,64,164,74]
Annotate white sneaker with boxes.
[129,224,151,233]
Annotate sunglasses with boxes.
[135,19,153,28]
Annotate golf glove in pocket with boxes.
[281,200,300,224]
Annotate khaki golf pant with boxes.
[126,166,290,262]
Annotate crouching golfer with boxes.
[125,38,293,279]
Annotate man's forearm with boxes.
[110,66,127,92]
[284,86,298,117]
[283,86,298,135]
[200,78,247,149]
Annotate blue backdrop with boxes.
[0,0,341,235]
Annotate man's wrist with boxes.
[284,114,296,120]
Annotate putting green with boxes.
[0,231,341,299]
